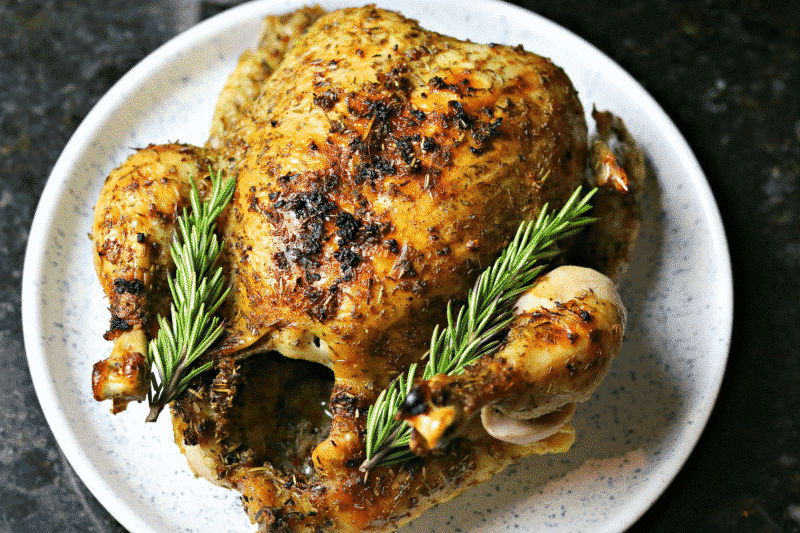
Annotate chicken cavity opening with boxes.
[232,351,335,477]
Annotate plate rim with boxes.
[21,0,733,531]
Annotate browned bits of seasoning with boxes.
[273,251,289,270]
[313,90,340,110]
[394,136,417,166]
[277,173,295,184]
[428,76,459,93]
[447,100,473,129]
[112,278,145,295]
[361,223,382,243]
[421,136,437,152]
[380,65,412,94]
[284,191,336,220]
[270,190,340,288]
[333,247,362,271]
[334,211,362,244]
[409,108,425,122]
[108,315,132,333]
[136,232,146,243]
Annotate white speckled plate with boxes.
[22,1,732,532]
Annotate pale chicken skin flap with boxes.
[90,6,644,533]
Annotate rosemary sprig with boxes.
[145,170,235,422]
[360,186,597,470]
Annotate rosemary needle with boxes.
[360,186,597,470]
[145,170,235,423]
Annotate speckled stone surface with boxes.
[1,1,798,532]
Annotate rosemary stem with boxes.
[145,401,164,423]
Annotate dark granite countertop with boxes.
[1,0,798,531]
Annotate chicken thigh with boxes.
[90,6,643,532]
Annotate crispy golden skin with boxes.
[90,6,643,532]
[207,6,327,149]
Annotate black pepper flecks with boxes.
[393,245,418,279]
[271,190,339,284]
[470,117,504,151]
[448,100,473,129]
[381,65,412,95]
[354,156,396,185]
[361,223,382,243]
[429,76,459,93]
[333,247,361,270]
[283,191,336,220]
[278,173,296,185]
[335,211,362,244]
[409,108,425,122]
[395,136,416,165]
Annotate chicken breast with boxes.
[211,6,588,384]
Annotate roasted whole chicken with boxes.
[90,6,644,533]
